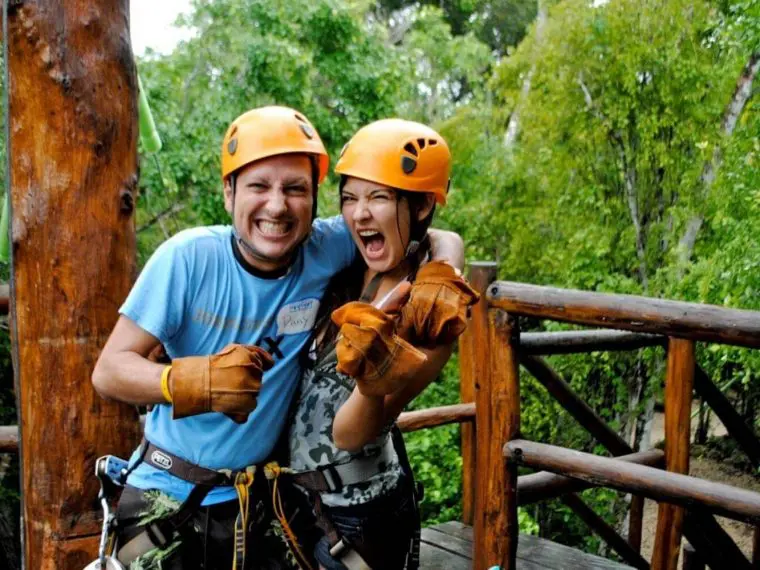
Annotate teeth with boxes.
[358,230,380,237]
[258,221,289,235]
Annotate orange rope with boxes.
[266,463,314,570]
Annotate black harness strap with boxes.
[116,440,258,566]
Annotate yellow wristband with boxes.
[160,365,173,403]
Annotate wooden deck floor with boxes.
[420,521,633,569]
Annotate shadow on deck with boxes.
[421,521,633,570]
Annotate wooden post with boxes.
[652,339,695,570]
[459,262,497,527]
[628,495,645,552]
[7,2,141,568]
[495,310,520,570]
[472,289,520,570]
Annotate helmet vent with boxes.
[294,113,307,123]
[227,138,238,155]
[404,143,418,157]
[300,123,314,139]
[401,156,417,174]
[428,139,438,146]
[417,138,426,149]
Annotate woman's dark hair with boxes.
[308,177,436,358]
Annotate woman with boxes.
[287,119,479,569]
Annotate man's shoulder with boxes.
[167,225,230,247]
[158,226,231,257]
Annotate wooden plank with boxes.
[397,403,474,432]
[420,543,472,570]
[504,439,760,523]
[488,281,760,348]
[694,365,760,469]
[7,2,142,567]
[520,330,665,354]
[653,339,695,570]
[420,528,473,570]
[459,262,497,526]
[428,522,634,570]
[421,528,474,559]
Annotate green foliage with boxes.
[375,0,539,55]
[398,6,492,124]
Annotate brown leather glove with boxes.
[332,302,427,397]
[168,344,274,423]
[398,261,480,346]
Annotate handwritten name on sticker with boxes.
[277,298,320,336]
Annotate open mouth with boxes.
[358,229,386,259]
[256,220,293,238]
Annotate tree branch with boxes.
[138,203,186,234]
[504,0,547,149]
[678,51,760,265]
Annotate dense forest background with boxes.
[1,0,759,565]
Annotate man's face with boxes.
[224,154,314,271]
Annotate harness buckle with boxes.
[329,537,373,570]
[318,463,343,493]
[144,522,171,549]
[329,537,350,558]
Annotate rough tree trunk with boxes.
[6,2,141,568]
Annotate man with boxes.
[92,106,463,569]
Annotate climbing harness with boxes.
[87,440,264,569]
[284,430,421,570]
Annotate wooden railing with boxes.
[1,272,759,570]
[460,263,760,570]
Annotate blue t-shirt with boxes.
[120,217,355,504]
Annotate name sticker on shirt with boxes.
[277,298,320,336]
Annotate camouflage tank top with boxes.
[288,349,403,507]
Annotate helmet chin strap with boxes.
[389,194,429,282]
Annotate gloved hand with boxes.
[332,302,427,397]
[398,261,480,346]
[168,344,274,423]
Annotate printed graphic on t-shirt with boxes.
[277,298,320,336]
[192,308,275,333]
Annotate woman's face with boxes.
[341,177,412,274]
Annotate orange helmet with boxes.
[334,119,451,205]
[221,106,329,182]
